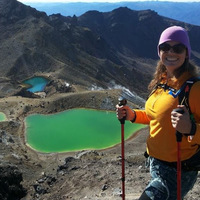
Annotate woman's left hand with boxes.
[171,105,192,134]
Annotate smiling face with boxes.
[159,41,187,76]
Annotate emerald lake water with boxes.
[25,109,145,153]
[23,76,50,93]
[0,112,7,121]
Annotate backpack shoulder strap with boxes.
[178,77,200,114]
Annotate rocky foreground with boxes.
[0,89,199,200]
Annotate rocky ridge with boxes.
[1,0,200,99]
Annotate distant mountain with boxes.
[1,0,200,98]
[26,1,200,26]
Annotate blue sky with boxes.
[18,0,200,3]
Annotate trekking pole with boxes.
[173,108,184,200]
[118,96,127,200]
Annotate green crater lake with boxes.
[25,109,145,153]
[0,112,7,121]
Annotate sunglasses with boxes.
[159,43,186,54]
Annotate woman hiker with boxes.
[116,26,200,200]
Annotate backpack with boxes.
[170,77,200,171]
[173,77,200,116]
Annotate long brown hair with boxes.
[148,59,199,91]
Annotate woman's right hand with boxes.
[116,104,136,121]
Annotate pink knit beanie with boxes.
[158,26,191,58]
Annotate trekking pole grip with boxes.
[118,97,127,124]
[173,108,184,142]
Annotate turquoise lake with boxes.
[25,109,145,153]
[23,76,50,93]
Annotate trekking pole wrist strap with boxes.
[184,120,196,136]
[130,110,136,123]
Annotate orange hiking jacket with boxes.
[134,72,200,162]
